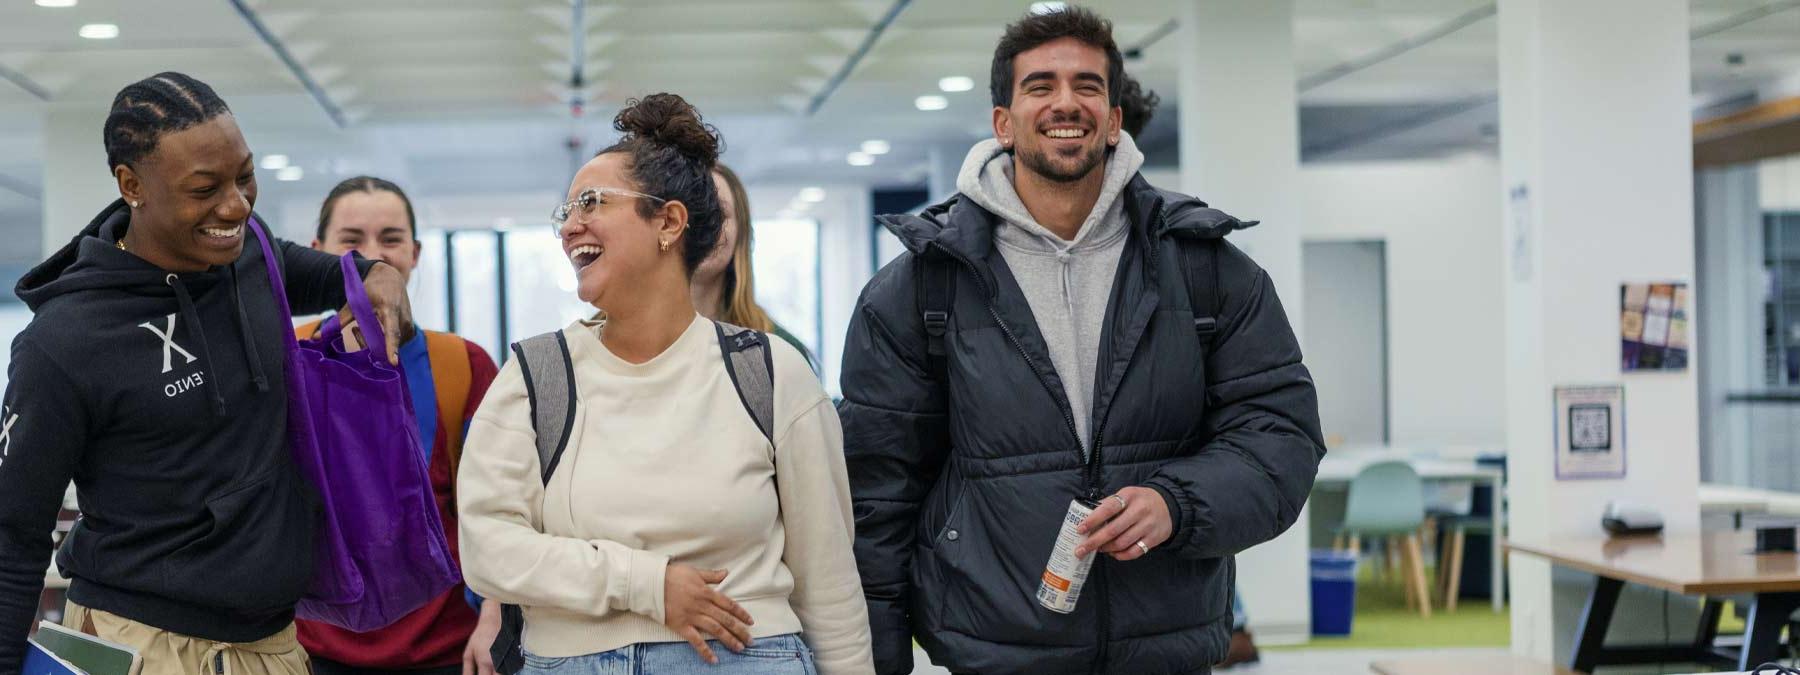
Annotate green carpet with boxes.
[1268,560,1511,650]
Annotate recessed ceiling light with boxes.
[914,95,948,111]
[861,140,891,155]
[846,152,875,167]
[799,187,827,203]
[35,0,78,8]
[276,166,304,182]
[938,76,974,93]
[78,23,118,39]
[1030,2,1066,15]
[259,154,289,170]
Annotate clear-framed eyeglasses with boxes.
[551,186,668,237]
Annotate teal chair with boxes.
[1333,460,1432,617]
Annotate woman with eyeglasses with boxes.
[456,94,874,675]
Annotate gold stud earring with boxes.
[659,240,670,251]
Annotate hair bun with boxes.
[613,93,721,166]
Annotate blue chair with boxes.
[1334,460,1432,617]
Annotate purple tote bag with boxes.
[252,219,460,632]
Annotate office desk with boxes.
[1699,483,1800,529]
[1316,453,1506,612]
[1509,532,1800,673]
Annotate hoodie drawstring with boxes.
[168,275,227,416]
[227,266,270,393]
[1056,248,1075,318]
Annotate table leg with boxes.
[1570,576,1623,673]
[1490,475,1504,612]
[1738,592,1800,671]
[1693,598,1724,651]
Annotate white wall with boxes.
[1152,157,1508,447]
[1304,241,1390,445]
[1299,156,1507,447]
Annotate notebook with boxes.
[29,621,140,675]
[23,639,83,675]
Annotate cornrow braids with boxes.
[104,72,232,170]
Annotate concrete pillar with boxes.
[1499,0,1700,661]
[1177,0,1310,644]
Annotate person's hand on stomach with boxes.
[663,562,756,665]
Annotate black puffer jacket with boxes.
[838,175,1325,675]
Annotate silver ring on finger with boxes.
[1110,494,1128,511]
[1135,540,1150,556]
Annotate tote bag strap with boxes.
[249,218,299,349]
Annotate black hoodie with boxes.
[0,200,376,671]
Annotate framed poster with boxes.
[1554,385,1626,480]
[1621,282,1689,371]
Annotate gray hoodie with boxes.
[956,133,1146,454]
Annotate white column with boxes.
[1178,0,1310,644]
[41,102,116,257]
[1499,0,1700,661]
[1695,165,1761,489]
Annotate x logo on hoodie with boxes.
[0,407,16,464]
[140,313,199,374]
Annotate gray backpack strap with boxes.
[509,331,577,485]
[713,321,776,444]
[493,330,578,675]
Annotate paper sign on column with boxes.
[1554,385,1626,480]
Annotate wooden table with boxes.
[1317,451,1507,611]
[1509,532,1800,673]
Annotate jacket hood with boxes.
[16,199,184,311]
[956,133,1145,255]
[877,170,1260,262]
[16,198,274,415]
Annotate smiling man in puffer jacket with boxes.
[837,6,1326,675]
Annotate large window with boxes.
[448,231,502,359]
[1698,154,1800,489]
[407,228,592,362]
[505,228,598,343]
[1766,211,1800,386]
[751,217,823,364]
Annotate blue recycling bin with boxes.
[1310,550,1358,636]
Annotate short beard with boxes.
[1017,141,1106,184]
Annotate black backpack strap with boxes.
[917,253,955,377]
[714,321,776,444]
[492,330,578,675]
[1176,237,1223,348]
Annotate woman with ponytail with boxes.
[457,94,873,675]
[692,162,815,369]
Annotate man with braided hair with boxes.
[0,72,415,674]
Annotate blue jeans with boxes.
[520,633,816,675]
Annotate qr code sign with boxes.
[1570,404,1612,452]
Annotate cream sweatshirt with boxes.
[457,315,874,674]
